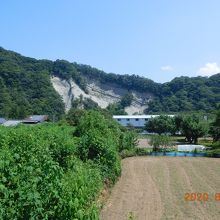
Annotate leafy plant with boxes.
[149,135,172,152]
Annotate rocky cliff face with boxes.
[51,76,154,114]
[1,47,219,118]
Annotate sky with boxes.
[1,0,220,83]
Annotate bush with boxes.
[75,111,122,182]
[120,148,151,158]
[66,108,86,126]
[57,159,102,219]
[0,111,138,218]
[0,126,64,219]
[0,125,102,219]
[149,135,172,152]
[119,131,138,152]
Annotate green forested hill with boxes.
[0,47,220,118]
[73,63,160,95]
[0,47,65,119]
[74,64,220,113]
[147,74,220,113]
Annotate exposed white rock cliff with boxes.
[51,76,153,114]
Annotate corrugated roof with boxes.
[3,120,23,126]
[0,118,6,124]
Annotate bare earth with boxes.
[137,138,152,148]
[100,157,220,220]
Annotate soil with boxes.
[100,157,220,220]
[137,138,152,148]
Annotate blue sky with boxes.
[1,0,220,83]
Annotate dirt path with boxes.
[100,157,162,220]
[100,157,220,220]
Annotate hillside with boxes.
[0,47,64,119]
[0,47,220,118]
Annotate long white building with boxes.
[113,115,174,128]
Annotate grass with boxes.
[146,157,220,219]
[137,133,153,139]
[120,148,152,158]
[198,137,214,146]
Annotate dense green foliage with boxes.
[73,63,159,94]
[74,111,138,181]
[72,95,99,110]
[178,114,209,144]
[0,111,137,219]
[209,105,220,141]
[106,103,127,115]
[147,75,220,113]
[145,115,175,135]
[74,111,122,182]
[66,108,86,126]
[149,135,172,152]
[120,92,134,108]
[0,47,65,119]
[146,114,209,144]
[0,125,102,219]
[206,106,220,156]
[53,60,87,92]
[73,63,220,113]
[1,47,220,118]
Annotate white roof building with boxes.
[113,115,174,127]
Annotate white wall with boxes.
[115,118,149,127]
[113,115,174,128]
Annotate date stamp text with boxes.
[184,192,220,202]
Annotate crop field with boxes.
[101,157,220,220]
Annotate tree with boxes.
[149,135,172,152]
[210,105,220,141]
[83,98,99,110]
[106,103,127,115]
[178,114,208,144]
[66,108,86,126]
[72,96,99,110]
[146,98,163,113]
[75,110,122,182]
[0,77,12,118]
[145,115,175,135]
[120,92,133,108]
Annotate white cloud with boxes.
[197,62,220,76]
[161,65,173,71]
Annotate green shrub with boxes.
[0,111,138,218]
[149,135,172,152]
[0,126,64,219]
[119,131,138,152]
[0,125,102,219]
[75,111,122,182]
[57,159,102,219]
[120,148,151,158]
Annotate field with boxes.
[100,157,220,220]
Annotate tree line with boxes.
[1,47,220,119]
[145,106,220,144]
